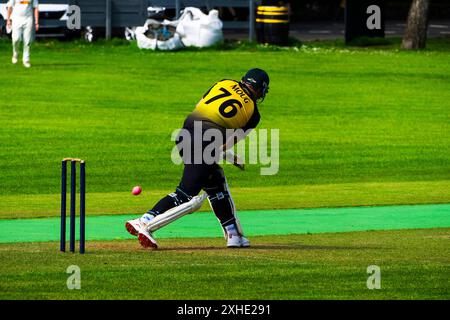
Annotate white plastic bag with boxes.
[157,33,183,51]
[135,19,183,51]
[135,25,157,50]
[176,7,223,48]
[135,7,223,50]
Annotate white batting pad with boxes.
[145,193,207,232]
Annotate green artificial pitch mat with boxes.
[0,204,449,244]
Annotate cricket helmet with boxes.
[241,68,270,103]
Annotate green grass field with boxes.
[1,38,449,215]
[0,37,449,300]
[0,229,449,299]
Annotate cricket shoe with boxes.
[12,54,18,64]
[227,234,250,248]
[125,218,147,236]
[138,229,158,249]
[23,61,31,68]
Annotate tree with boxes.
[402,0,431,50]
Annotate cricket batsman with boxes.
[126,68,269,249]
[6,0,39,68]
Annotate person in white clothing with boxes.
[6,0,39,68]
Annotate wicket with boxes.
[60,158,86,253]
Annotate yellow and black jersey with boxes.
[186,79,260,131]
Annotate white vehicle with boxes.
[0,3,79,39]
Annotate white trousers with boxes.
[12,17,34,63]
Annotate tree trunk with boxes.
[402,0,430,50]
